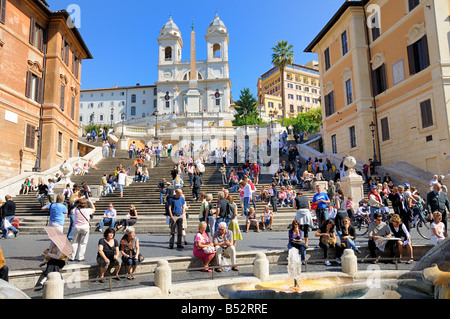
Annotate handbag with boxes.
[203,245,215,254]
[2,218,11,230]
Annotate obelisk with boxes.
[186,20,201,113]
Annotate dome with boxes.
[207,14,227,32]
[160,16,181,35]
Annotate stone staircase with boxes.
[10,137,373,235]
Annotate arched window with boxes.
[99,114,104,122]
[165,46,172,60]
[213,43,221,58]
[79,115,83,122]
[131,94,136,103]
[130,106,136,116]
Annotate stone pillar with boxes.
[42,272,64,299]
[154,259,172,295]
[340,155,364,207]
[253,252,269,282]
[341,249,358,277]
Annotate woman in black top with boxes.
[339,217,360,254]
[315,219,342,266]
[97,228,121,283]
[117,204,138,231]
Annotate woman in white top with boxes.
[430,211,447,245]
[71,198,95,261]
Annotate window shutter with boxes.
[371,69,379,96]
[64,42,70,65]
[25,71,32,98]
[61,36,66,61]
[60,85,65,111]
[0,0,6,24]
[421,35,430,69]
[380,64,387,93]
[420,99,433,128]
[37,76,44,104]
[71,97,75,120]
[407,44,416,76]
[380,117,390,141]
[29,18,36,45]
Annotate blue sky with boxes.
[53,0,344,98]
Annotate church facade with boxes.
[154,14,234,127]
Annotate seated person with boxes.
[98,204,117,232]
[315,219,342,266]
[260,205,274,230]
[120,227,140,280]
[389,214,413,264]
[213,222,238,272]
[245,207,260,233]
[288,220,307,261]
[73,163,82,175]
[368,212,395,264]
[97,228,121,283]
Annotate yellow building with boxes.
[257,62,321,120]
[305,0,450,175]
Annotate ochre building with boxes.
[305,0,450,175]
[0,0,92,180]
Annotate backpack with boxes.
[226,203,235,220]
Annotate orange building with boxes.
[0,0,92,180]
[305,0,450,175]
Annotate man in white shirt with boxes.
[98,203,117,231]
[242,177,252,216]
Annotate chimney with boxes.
[136,83,140,86]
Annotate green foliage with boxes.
[85,124,111,135]
[271,40,294,69]
[280,107,322,134]
[232,88,266,126]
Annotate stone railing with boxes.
[0,146,103,200]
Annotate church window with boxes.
[130,106,136,116]
[213,43,221,58]
[165,46,172,60]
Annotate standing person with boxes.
[103,140,110,158]
[312,184,330,228]
[97,228,121,283]
[213,222,238,272]
[219,164,227,185]
[293,191,313,247]
[47,179,56,204]
[155,146,161,166]
[1,195,18,239]
[110,142,116,158]
[36,177,48,207]
[120,227,141,280]
[268,182,278,214]
[215,191,231,233]
[199,193,215,238]
[167,143,173,158]
[192,172,202,201]
[41,194,67,233]
[168,189,186,249]
[427,183,450,234]
[117,168,127,198]
[158,179,168,205]
[71,198,95,262]
[227,195,242,246]
[241,178,252,217]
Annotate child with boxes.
[346,196,355,218]
[245,207,260,233]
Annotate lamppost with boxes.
[32,128,42,172]
[244,108,249,154]
[120,112,125,139]
[154,110,159,140]
[369,121,378,164]
[110,107,114,128]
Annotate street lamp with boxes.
[110,107,114,128]
[369,121,378,164]
[244,109,249,154]
[154,110,159,140]
[32,128,42,172]
[120,112,125,139]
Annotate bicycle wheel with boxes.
[417,219,431,240]
[351,216,369,236]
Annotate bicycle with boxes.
[408,208,431,240]
[350,208,391,236]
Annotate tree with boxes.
[282,107,322,134]
[271,40,294,127]
[232,88,265,126]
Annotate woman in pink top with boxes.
[70,198,95,261]
[193,222,215,272]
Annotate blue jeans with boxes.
[67,212,76,241]
[2,216,18,238]
[243,197,250,216]
[228,185,239,192]
[99,218,116,230]
[215,217,229,233]
[104,185,113,195]
[156,155,161,166]
[160,189,166,204]
[316,208,329,227]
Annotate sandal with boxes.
[406,259,413,264]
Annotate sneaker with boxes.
[336,258,341,265]
[324,260,332,266]
[14,230,19,237]
[177,244,184,249]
